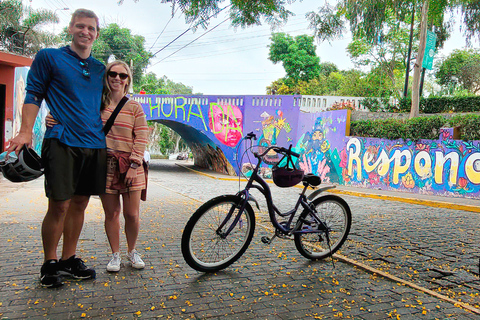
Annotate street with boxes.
[0,159,479,319]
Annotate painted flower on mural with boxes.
[452,177,473,194]
[415,144,430,152]
[441,129,452,140]
[368,172,380,185]
[401,173,415,189]
[208,103,243,147]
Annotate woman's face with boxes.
[107,64,129,94]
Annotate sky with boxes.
[28,0,479,95]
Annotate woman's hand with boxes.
[125,167,138,187]
[45,113,59,128]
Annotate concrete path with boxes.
[0,159,479,319]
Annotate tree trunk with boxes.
[410,0,429,118]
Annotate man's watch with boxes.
[130,162,140,169]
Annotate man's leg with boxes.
[40,198,70,287]
[42,199,70,260]
[58,195,96,280]
[62,195,89,259]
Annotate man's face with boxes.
[68,16,99,50]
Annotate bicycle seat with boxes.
[303,173,321,187]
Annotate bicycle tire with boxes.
[181,195,255,272]
[294,195,351,260]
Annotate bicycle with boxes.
[181,132,352,272]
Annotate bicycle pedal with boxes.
[261,236,271,244]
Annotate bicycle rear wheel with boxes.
[294,195,351,260]
[181,195,255,272]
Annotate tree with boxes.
[134,72,194,94]
[92,23,152,84]
[268,33,320,87]
[436,49,480,95]
[121,0,294,28]
[307,0,480,117]
[0,0,59,56]
[346,12,417,99]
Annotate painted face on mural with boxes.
[209,103,243,147]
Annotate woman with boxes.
[46,60,148,272]
[101,60,149,272]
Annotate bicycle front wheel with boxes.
[181,195,255,272]
[294,195,351,260]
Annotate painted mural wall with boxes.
[12,67,47,154]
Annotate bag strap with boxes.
[103,96,129,135]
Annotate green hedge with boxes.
[351,114,480,141]
[398,96,480,113]
[351,115,449,141]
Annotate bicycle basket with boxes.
[272,153,304,188]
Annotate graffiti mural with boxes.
[345,128,480,197]
[135,93,480,199]
[208,102,243,147]
[13,67,47,154]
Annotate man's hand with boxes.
[7,103,40,154]
[7,132,32,154]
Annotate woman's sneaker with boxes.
[40,259,63,288]
[106,252,121,272]
[58,255,96,279]
[127,249,145,269]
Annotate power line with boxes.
[149,17,230,68]
[150,5,231,58]
[149,6,180,51]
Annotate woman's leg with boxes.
[100,193,122,253]
[121,190,142,252]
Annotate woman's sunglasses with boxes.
[107,71,129,80]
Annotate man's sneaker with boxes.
[58,255,96,279]
[40,259,63,288]
[106,252,121,272]
[127,249,145,269]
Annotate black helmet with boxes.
[0,146,44,182]
[272,152,304,188]
[272,166,304,188]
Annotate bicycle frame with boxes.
[217,145,328,238]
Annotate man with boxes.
[7,9,106,288]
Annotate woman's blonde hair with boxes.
[101,60,133,110]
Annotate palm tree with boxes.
[0,0,59,56]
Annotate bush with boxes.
[351,116,446,141]
[398,96,480,113]
[448,114,480,141]
[361,97,401,112]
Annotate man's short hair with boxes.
[69,9,100,32]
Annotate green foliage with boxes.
[351,116,447,141]
[398,96,480,113]
[361,97,400,112]
[0,0,59,56]
[449,114,480,141]
[435,48,480,95]
[92,23,152,85]
[404,115,446,141]
[268,33,320,86]
[121,0,293,29]
[134,72,193,94]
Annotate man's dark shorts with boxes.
[41,138,107,201]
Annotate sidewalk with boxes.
[175,161,480,213]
